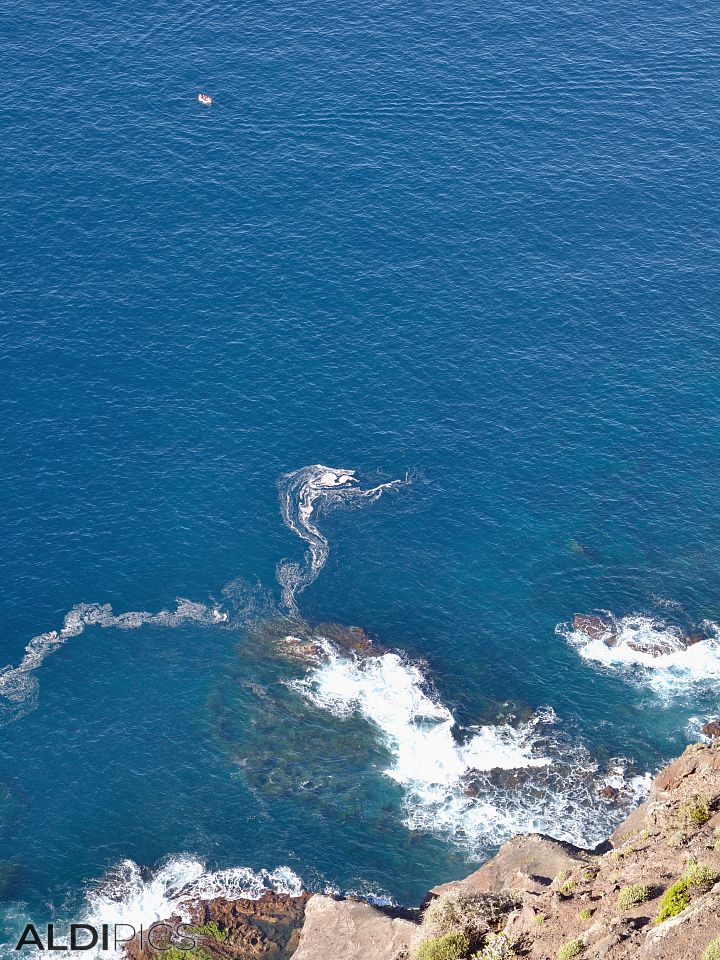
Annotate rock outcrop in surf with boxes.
[571,613,704,657]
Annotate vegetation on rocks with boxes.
[615,883,651,911]
[677,794,712,828]
[655,860,718,924]
[654,878,690,923]
[703,937,720,960]
[189,921,229,944]
[414,889,518,958]
[556,938,583,960]
[664,793,715,846]
[416,932,470,960]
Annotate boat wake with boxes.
[0,464,407,726]
[289,641,650,851]
[0,601,226,725]
[277,465,409,616]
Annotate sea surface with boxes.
[1,0,720,950]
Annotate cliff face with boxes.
[415,740,720,960]
[124,741,720,960]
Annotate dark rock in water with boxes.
[573,613,700,657]
[461,778,481,798]
[255,617,383,662]
[311,622,381,657]
[280,623,386,660]
[702,720,720,739]
[572,614,618,645]
[623,635,680,657]
[568,540,600,561]
[598,785,620,801]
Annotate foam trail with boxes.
[290,642,646,850]
[57,857,303,959]
[558,613,720,695]
[277,465,408,616]
[0,600,227,725]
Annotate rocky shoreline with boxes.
[123,737,720,960]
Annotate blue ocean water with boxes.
[2,0,720,944]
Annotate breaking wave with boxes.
[558,612,720,694]
[55,857,303,958]
[289,641,649,851]
[277,465,409,616]
[0,601,227,725]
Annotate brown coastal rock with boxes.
[702,721,720,739]
[429,835,590,900]
[267,620,383,662]
[572,614,618,645]
[573,613,705,657]
[290,896,415,960]
[123,891,310,960]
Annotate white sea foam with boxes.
[0,464,406,724]
[558,613,720,694]
[0,601,226,724]
[41,856,302,958]
[290,643,645,850]
[277,465,409,616]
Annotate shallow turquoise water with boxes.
[1,0,720,940]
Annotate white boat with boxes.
[198,93,213,106]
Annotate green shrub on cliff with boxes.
[557,939,583,960]
[416,932,470,960]
[420,889,518,947]
[655,860,717,924]
[677,794,711,829]
[655,879,690,924]
[615,883,650,911]
[703,936,720,960]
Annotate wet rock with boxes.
[624,634,683,658]
[268,620,383,662]
[702,720,720,739]
[572,614,701,657]
[311,622,381,657]
[573,615,618,645]
[598,785,620,801]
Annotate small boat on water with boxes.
[198,93,213,106]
